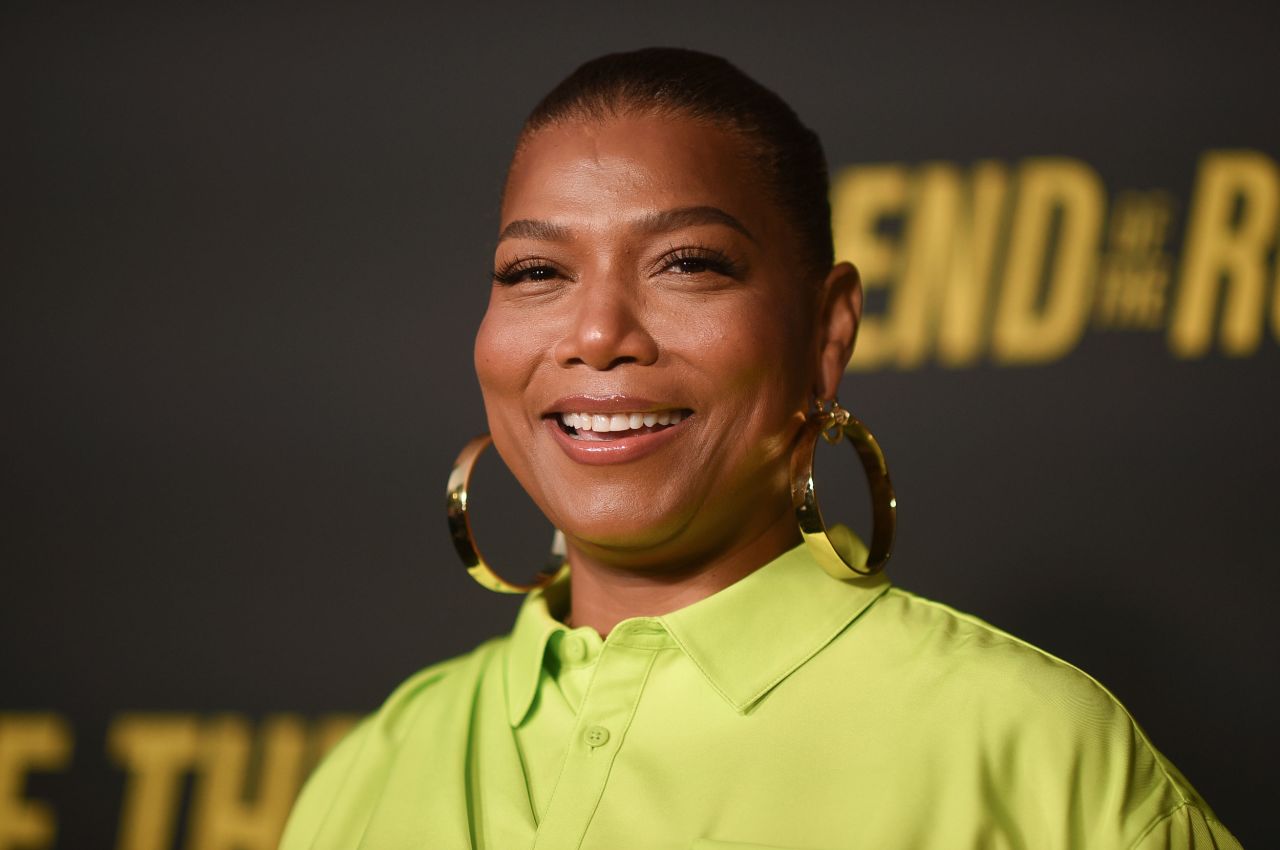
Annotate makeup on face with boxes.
[474,114,819,561]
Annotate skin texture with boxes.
[474,112,861,634]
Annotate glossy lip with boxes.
[544,415,691,465]
[541,395,695,466]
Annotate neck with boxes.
[562,505,801,635]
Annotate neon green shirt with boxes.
[280,538,1239,849]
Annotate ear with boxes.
[814,262,862,400]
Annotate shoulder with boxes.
[853,588,1237,846]
[279,636,510,849]
[366,635,508,742]
[868,586,1140,716]
[867,586,1156,746]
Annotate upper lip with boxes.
[542,394,690,416]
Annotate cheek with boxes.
[473,306,540,443]
[474,306,532,399]
[473,306,551,499]
[721,301,815,463]
[683,296,811,411]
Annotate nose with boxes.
[553,278,659,371]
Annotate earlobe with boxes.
[815,262,862,400]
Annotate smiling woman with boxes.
[279,48,1240,850]
[475,109,847,605]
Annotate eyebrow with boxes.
[497,205,757,244]
[498,218,572,242]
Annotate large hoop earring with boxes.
[790,399,897,577]
[446,434,567,593]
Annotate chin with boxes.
[545,485,698,556]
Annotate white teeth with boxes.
[559,410,690,432]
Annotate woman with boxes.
[280,48,1239,849]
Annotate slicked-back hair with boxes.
[517,47,835,282]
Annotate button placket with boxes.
[531,625,665,850]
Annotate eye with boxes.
[660,246,742,279]
[493,260,564,286]
[672,257,715,275]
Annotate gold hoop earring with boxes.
[446,434,567,593]
[790,399,897,577]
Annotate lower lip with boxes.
[545,416,690,465]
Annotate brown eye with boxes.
[661,247,741,279]
[673,258,712,274]
[493,262,562,286]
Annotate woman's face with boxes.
[475,112,856,571]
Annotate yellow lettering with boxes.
[830,164,909,370]
[109,714,201,850]
[892,163,961,367]
[993,158,1105,364]
[894,161,1009,367]
[0,714,72,850]
[1170,150,1279,357]
[1095,191,1175,329]
[187,714,308,850]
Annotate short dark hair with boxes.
[518,47,834,280]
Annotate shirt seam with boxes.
[1129,801,1183,849]
[532,645,659,849]
[536,652,606,823]
[608,638,676,650]
[1129,801,1235,849]
[573,649,659,850]
[895,589,1194,812]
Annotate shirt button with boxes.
[564,635,587,662]
[583,725,610,747]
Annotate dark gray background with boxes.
[2,2,1275,846]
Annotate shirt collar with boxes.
[504,530,891,726]
[505,571,574,726]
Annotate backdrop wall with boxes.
[2,3,1275,847]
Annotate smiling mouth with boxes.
[554,409,693,441]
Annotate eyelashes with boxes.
[492,244,745,287]
[660,245,742,278]
[492,258,559,286]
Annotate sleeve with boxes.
[277,716,377,850]
[1130,803,1243,850]
[275,649,486,849]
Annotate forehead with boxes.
[501,115,774,232]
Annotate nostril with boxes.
[603,355,640,370]
[554,302,660,370]
[559,353,643,371]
